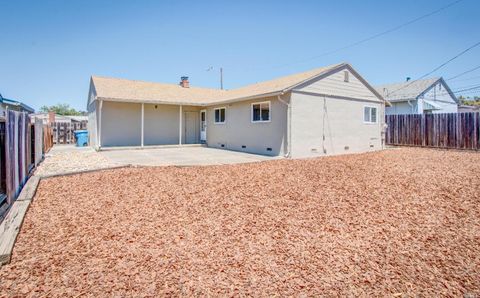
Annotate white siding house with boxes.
[376,77,458,115]
[87,63,389,158]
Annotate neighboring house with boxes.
[30,112,88,144]
[0,94,35,115]
[458,105,480,113]
[87,63,389,158]
[376,77,458,115]
[30,112,88,125]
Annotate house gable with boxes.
[418,79,458,104]
[292,65,383,103]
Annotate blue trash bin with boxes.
[74,130,89,147]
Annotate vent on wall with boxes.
[221,144,225,148]
[344,146,349,150]
[241,145,246,149]
[344,71,349,82]
[370,144,374,148]
[266,147,272,152]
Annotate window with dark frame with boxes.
[252,102,270,122]
[214,108,226,124]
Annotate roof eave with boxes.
[97,96,211,106]
[207,91,284,106]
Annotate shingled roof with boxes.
[375,77,442,102]
[90,63,359,106]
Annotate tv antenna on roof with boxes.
[206,66,224,90]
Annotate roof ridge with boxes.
[91,62,345,94]
[227,62,345,91]
[91,75,225,92]
[376,76,441,88]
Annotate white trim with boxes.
[213,107,226,124]
[98,100,103,148]
[200,109,207,142]
[363,105,378,124]
[141,103,144,147]
[179,105,182,145]
[251,101,271,123]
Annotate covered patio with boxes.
[96,101,207,148]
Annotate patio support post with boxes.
[179,105,183,145]
[98,100,103,148]
[141,103,144,147]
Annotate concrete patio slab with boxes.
[99,146,280,166]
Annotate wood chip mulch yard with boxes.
[1,148,480,296]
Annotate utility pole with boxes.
[220,67,224,90]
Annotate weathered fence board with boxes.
[5,111,32,205]
[386,112,480,150]
[52,121,87,144]
[43,125,53,153]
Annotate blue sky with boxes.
[0,0,479,111]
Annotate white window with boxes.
[364,106,377,123]
[251,101,271,123]
[214,107,226,124]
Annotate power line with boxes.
[447,65,480,80]
[387,40,480,97]
[254,0,465,70]
[448,74,480,82]
[454,85,480,93]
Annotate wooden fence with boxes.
[0,112,54,219]
[385,112,480,150]
[52,121,87,144]
[43,125,53,153]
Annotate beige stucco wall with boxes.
[290,92,383,158]
[101,101,142,147]
[206,96,288,156]
[144,104,179,145]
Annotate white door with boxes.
[200,110,207,142]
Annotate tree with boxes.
[40,104,86,115]
[458,95,480,106]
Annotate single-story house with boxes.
[0,94,35,115]
[87,62,389,158]
[376,77,458,115]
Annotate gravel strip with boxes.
[34,146,120,177]
[1,148,479,296]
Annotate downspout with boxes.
[407,99,414,113]
[277,94,291,158]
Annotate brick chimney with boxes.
[179,76,189,88]
[48,111,55,124]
